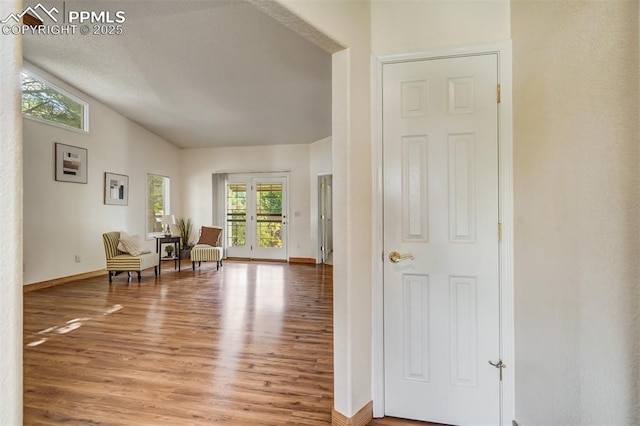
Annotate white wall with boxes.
[0,0,23,422]
[371,2,514,419]
[309,137,332,263]
[180,143,316,259]
[23,62,181,285]
[512,1,639,424]
[5,2,640,426]
[277,0,373,418]
[371,0,511,54]
[372,1,640,424]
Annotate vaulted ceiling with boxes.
[23,0,333,149]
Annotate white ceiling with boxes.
[23,0,332,149]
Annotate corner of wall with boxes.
[0,0,24,422]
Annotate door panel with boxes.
[383,54,500,425]
[225,182,250,258]
[255,183,284,248]
[251,178,287,260]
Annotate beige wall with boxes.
[371,0,510,54]
[0,0,23,423]
[512,0,639,423]
[23,63,182,285]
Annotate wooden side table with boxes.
[155,235,181,275]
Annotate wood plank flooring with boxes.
[24,260,435,426]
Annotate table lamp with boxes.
[161,214,175,236]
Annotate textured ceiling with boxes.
[23,0,333,148]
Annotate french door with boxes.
[225,175,288,260]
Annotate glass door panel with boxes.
[225,182,251,258]
[255,183,283,248]
[252,178,287,260]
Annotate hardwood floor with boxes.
[24,260,437,425]
[24,261,333,425]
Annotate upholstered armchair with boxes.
[190,226,224,270]
[102,232,159,282]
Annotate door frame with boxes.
[371,40,514,423]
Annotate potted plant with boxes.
[164,245,174,258]
[176,217,195,259]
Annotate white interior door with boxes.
[383,54,501,424]
[225,175,288,260]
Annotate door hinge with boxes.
[498,223,503,241]
[497,84,501,103]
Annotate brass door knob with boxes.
[389,251,414,263]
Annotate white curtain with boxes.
[211,173,227,255]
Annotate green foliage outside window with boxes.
[226,182,284,249]
[21,71,86,131]
[256,185,283,248]
[147,174,169,235]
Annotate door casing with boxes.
[371,40,515,423]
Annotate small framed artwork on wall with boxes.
[104,172,129,206]
[55,143,87,183]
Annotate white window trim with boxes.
[146,173,171,239]
[21,68,90,133]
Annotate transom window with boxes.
[21,70,89,132]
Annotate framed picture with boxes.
[55,143,87,183]
[104,172,129,206]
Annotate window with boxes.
[147,174,170,237]
[21,70,88,132]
